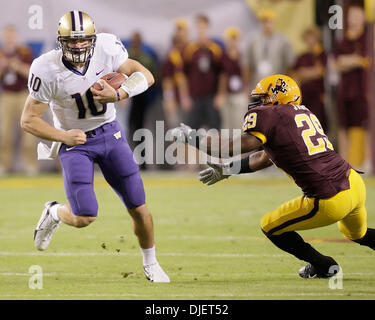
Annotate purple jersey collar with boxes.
[62,55,91,76]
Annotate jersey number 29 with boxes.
[295,113,333,156]
[71,90,107,119]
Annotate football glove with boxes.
[171,123,193,144]
[199,161,231,186]
[171,123,203,147]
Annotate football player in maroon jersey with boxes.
[173,74,374,278]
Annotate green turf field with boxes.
[0,172,375,300]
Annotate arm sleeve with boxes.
[28,60,52,104]
[242,107,275,144]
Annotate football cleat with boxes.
[298,263,339,279]
[143,262,170,283]
[34,201,61,251]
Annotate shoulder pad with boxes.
[96,33,127,57]
[30,50,60,81]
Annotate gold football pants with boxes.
[261,169,367,241]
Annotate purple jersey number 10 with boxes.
[71,89,107,119]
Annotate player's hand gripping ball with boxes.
[91,72,128,103]
[92,72,127,90]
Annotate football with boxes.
[92,72,127,90]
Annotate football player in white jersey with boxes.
[21,11,170,282]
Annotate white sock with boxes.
[49,204,60,222]
[141,245,157,266]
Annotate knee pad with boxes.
[68,183,98,217]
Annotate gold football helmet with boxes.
[57,11,96,64]
[248,74,302,109]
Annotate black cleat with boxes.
[298,263,340,279]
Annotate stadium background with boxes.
[0,0,374,174]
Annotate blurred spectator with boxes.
[334,4,370,168]
[174,18,190,50]
[183,14,223,130]
[216,27,248,132]
[162,20,192,128]
[246,9,295,89]
[0,25,38,176]
[126,31,159,153]
[292,26,328,131]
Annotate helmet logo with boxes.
[70,30,85,37]
[271,78,288,95]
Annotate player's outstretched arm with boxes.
[172,123,263,157]
[199,150,273,186]
[203,133,263,157]
[21,96,87,146]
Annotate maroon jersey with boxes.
[294,49,326,100]
[334,32,368,98]
[0,45,32,92]
[183,41,222,97]
[334,32,368,128]
[242,104,351,199]
[294,49,327,130]
[221,51,243,93]
[162,48,185,103]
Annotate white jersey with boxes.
[28,33,128,132]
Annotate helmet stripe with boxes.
[70,11,76,31]
[78,11,83,31]
[73,11,80,31]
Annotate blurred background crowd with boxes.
[0,0,374,175]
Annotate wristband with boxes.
[228,156,253,175]
[116,89,121,101]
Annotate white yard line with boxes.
[0,251,286,257]
[1,272,373,277]
[156,235,259,241]
[1,292,375,298]
[0,251,373,258]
